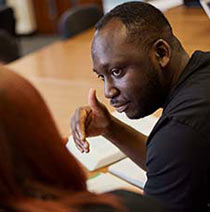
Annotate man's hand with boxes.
[70,88,112,153]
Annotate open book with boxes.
[87,172,141,194]
[108,158,147,189]
[66,111,159,171]
[67,136,125,171]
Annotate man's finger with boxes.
[73,108,87,141]
[78,115,86,141]
[74,125,90,151]
[88,88,101,114]
[83,141,90,153]
[75,142,84,153]
[74,135,89,153]
[73,132,85,151]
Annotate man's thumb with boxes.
[88,88,101,112]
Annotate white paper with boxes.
[66,136,125,171]
[109,158,147,189]
[103,0,183,13]
[87,172,140,194]
[113,111,159,136]
[200,0,210,19]
[103,0,144,13]
[149,0,183,12]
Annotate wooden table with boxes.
[165,6,210,54]
[7,29,108,136]
[6,6,210,181]
[7,6,210,135]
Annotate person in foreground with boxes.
[71,2,210,212]
[0,66,165,211]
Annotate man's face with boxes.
[91,20,164,119]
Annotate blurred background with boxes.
[0,0,202,62]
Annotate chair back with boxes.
[0,6,16,36]
[59,4,103,39]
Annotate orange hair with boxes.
[0,67,124,211]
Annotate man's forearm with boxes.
[103,115,147,171]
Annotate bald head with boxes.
[95,2,174,50]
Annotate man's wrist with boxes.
[102,114,118,139]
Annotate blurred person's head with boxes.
[0,67,122,211]
[0,30,20,64]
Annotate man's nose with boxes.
[104,80,119,99]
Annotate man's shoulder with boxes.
[162,58,210,138]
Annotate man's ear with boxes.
[152,39,171,68]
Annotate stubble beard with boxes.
[125,65,164,119]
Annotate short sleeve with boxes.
[144,119,209,212]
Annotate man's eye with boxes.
[111,69,122,77]
[98,74,104,81]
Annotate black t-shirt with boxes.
[144,51,210,212]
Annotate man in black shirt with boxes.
[70,2,210,211]
[145,50,210,211]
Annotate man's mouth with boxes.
[112,102,130,113]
